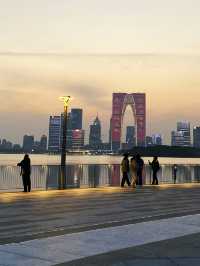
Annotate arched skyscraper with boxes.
[111,93,146,150]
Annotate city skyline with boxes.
[1,114,199,149]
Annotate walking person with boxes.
[121,153,131,187]
[136,154,144,186]
[173,164,178,184]
[17,154,31,192]
[130,156,137,188]
[149,156,160,185]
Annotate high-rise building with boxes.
[13,144,21,152]
[193,126,200,148]
[48,108,83,151]
[71,129,85,149]
[71,109,83,130]
[1,139,13,151]
[177,122,191,146]
[40,135,47,152]
[48,116,61,152]
[23,135,34,152]
[126,126,136,148]
[111,93,146,150]
[171,131,185,146]
[171,122,191,147]
[62,110,83,149]
[152,134,163,146]
[89,116,102,149]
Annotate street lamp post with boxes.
[59,96,71,189]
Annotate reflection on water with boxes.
[1,164,200,192]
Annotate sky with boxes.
[0,0,200,144]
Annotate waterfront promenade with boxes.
[1,185,200,265]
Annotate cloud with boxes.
[1,53,200,144]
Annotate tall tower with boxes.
[48,116,61,152]
[89,116,102,149]
[111,93,146,150]
[71,109,83,130]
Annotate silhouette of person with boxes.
[121,153,131,187]
[173,164,178,184]
[17,154,31,192]
[130,156,137,188]
[149,156,160,185]
[136,154,144,186]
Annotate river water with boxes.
[0,154,200,165]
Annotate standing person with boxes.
[130,156,137,188]
[17,154,31,192]
[173,164,178,184]
[149,156,160,185]
[121,153,131,187]
[136,154,144,186]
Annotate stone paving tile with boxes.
[55,233,200,266]
[112,259,175,266]
[173,258,200,266]
[0,250,53,266]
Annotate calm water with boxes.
[0,154,200,166]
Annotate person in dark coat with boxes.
[173,164,178,184]
[136,154,144,186]
[149,156,160,185]
[121,153,131,187]
[17,154,31,192]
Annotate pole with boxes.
[60,105,68,189]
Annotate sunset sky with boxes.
[1,0,200,144]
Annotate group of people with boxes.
[121,154,160,187]
[121,154,144,187]
[17,153,178,192]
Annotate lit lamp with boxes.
[59,96,71,189]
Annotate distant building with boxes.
[49,109,83,151]
[171,122,191,147]
[40,135,47,152]
[0,139,13,151]
[71,109,83,130]
[146,136,153,147]
[109,118,112,145]
[71,129,85,149]
[152,134,163,146]
[126,126,136,148]
[171,131,185,146]
[62,109,83,149]
[13,144,21,152]
[33,141,40,152]
[177,122,191,146]
[48,116,61,152]
[89,116,102,149]
[193,126,200,148]
[23,135,34,152]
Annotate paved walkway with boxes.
[1,184,200,265]
[58,233,200,266]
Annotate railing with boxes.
[1,164,200,191]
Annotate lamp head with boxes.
[59,96,71,107]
